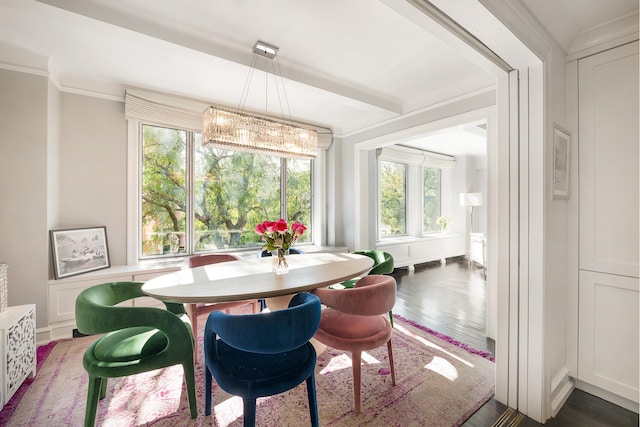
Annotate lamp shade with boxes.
[460,192,483,207]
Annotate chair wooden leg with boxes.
[387,339,396,386]
[306,374,319,427]
[85,376,102,427]
[351,351,363,413]
[205,365,213,416]
[183,362,198,419]
[243,397,257,427]
[186,304,199,363]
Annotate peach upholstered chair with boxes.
[182,253,260,362]
[312,274,397,413]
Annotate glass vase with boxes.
[271,248,290,275]
[0,263,7,312]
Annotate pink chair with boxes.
[182,254,260,362]
[313,275,397,413]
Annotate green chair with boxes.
[340,250,394,288]
[339,250,396,325]
[75,281,198,427]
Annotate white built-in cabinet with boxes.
[0,305,36,409]
[577,41,639,404]
[48,266,179,340]
[377,234,465,270]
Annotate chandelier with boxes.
[203,41,318,159]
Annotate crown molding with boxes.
[0,61,48,77]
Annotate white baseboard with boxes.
[38,321,75,346]
[550,367,574,417]
[36,326,53,346]
[575,379,639,414]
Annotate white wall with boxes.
[0,70,128,329]
[58,94,127,266]
[543,43,571,417]
[0,69,49,327]
[344,91,496,250]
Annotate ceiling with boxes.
[0,0,636,157]
[520,0,638,52]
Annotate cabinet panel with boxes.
[578,270,639,402]
[579,41,639,278]
[380,244,410,266]
[377,234,465,269]
[48,275,132,323]
[0,305,36,408]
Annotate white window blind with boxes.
[378,146,456,169]
[124,89,333,149]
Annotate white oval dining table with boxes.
[141,252,374,305]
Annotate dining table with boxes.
[142,251,374,308]
[142,251,373,356]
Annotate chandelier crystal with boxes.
[203,41,318,159]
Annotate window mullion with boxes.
[186,131,195,255]
[281,158,287,218]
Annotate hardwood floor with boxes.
[390,257,639,426]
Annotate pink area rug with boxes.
[0,341,57,425]
[2,315,494,426]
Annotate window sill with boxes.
[377,233,463,246]
[49,245,349,284]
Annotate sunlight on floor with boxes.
[393,323,475,368]
[108,367,184,425]
[213,395,244,426]
[318,350,382,375]
[425,356,458,381]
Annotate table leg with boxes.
[264,295,294,311]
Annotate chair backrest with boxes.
[205,292,321,354]
[183,253,241,269]
[353,250,394,275]
[314,275,396,316]
[258,247,305,257]
[76,281,143,333]
[75,281,188,336]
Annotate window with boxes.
[140,123,312,258]
[423,167,441,233]
[379,160,406,237]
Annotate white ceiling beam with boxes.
[35,0,403,115]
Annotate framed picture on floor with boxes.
[50,226,110,279]
[552,125,571,199]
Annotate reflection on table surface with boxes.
[142,252,374,304]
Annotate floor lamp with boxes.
[459,192,483,262]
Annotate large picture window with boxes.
[140,123,312,258]
[379,160,407,237]
[423,167,441,233]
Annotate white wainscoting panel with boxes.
[377,234,465,270]
[578,270,639,403]
[578,42,639,278]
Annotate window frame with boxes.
[422,166,442,234]
[127,118,322,263]
[376,145,450,242]
[377,159,408,239]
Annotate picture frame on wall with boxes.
[50,226,110,279]
[552,125,571,199]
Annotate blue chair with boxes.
[203,292,321,426]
